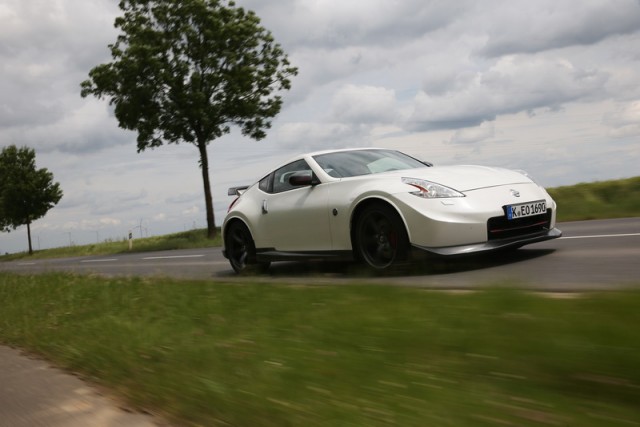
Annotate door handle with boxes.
[262,199,268,214]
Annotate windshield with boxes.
[313,150,428,178]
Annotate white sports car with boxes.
[222,148,561,273]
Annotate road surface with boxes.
[1,218,639,291]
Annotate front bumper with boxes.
[392,182,558,249]
[412,227,562,256]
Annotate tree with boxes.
[80,0,298,239]
[0,145,63,255]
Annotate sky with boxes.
[1,0,639,254]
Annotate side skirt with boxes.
[255,249,354,263]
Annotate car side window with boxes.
[272,159,313,193]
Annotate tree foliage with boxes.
[80,0,298,238]
[0,145,63,254]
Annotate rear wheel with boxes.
[225,221,270,274]
[354,204,409,270]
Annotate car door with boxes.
[256,159,332,252]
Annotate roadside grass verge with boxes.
[0,228,222,262]
[549,176,640,222]
[1,273,639,426]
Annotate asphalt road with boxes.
[1,218,639,291]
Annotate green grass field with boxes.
[1,273,639,426]
[548,176,640,222]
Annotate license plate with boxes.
[506,200,546,220]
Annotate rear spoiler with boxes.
[228,185,250,196]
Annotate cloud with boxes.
[448,123,495,145]
[478,0,640,57]
[604,101,640,138]
[182,206,200,216]
[330,84,397,124]
[58,188,147,214]
[0,0,125,154]
[275,122,371,152]
[408,56,608,131]
[243,0,467,49]
[33,217,121,232]
[166,193,202,204]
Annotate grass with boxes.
[0,228,222,261]
[1,273,639,426]
[549,176,640,222]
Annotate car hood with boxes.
[382,165,532,192]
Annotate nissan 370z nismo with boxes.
[222,148,561,273]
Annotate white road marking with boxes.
[142,254,206,260]
[80,258,118,263]
[560,233,640,240]
[17,262,36,266]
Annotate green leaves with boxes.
[0,146,63,253]
[81,0,297,150]
[0,146,63,229]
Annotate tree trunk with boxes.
[27,220,33,255]
[197,141,216,239]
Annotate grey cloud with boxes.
[56,193,88,210]
[448,123,495,145]
[238,0,471,105]
[478,0,640,57]
[0,107,133,155]
[53,128,133,155]
[55,189,143,216]
[165,193,201,204]
[241,0,469,49]
[89,190,149,216]
[275,122,372,152]
[330,85,397,125]
[604,101,640,138]
[0,0,120,148]
[422,69,476,97]
[409,57,609,131]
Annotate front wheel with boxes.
[225,221,270,274]
[354,204,409,270]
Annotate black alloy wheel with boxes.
[355,204,409,269]
[225,221,269,274]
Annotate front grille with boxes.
[487,209,552,241]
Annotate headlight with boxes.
[402,177,465,198]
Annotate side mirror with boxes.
[289,173,319,187]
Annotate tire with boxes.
[354,203,409,270]
[225,221,270,274]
